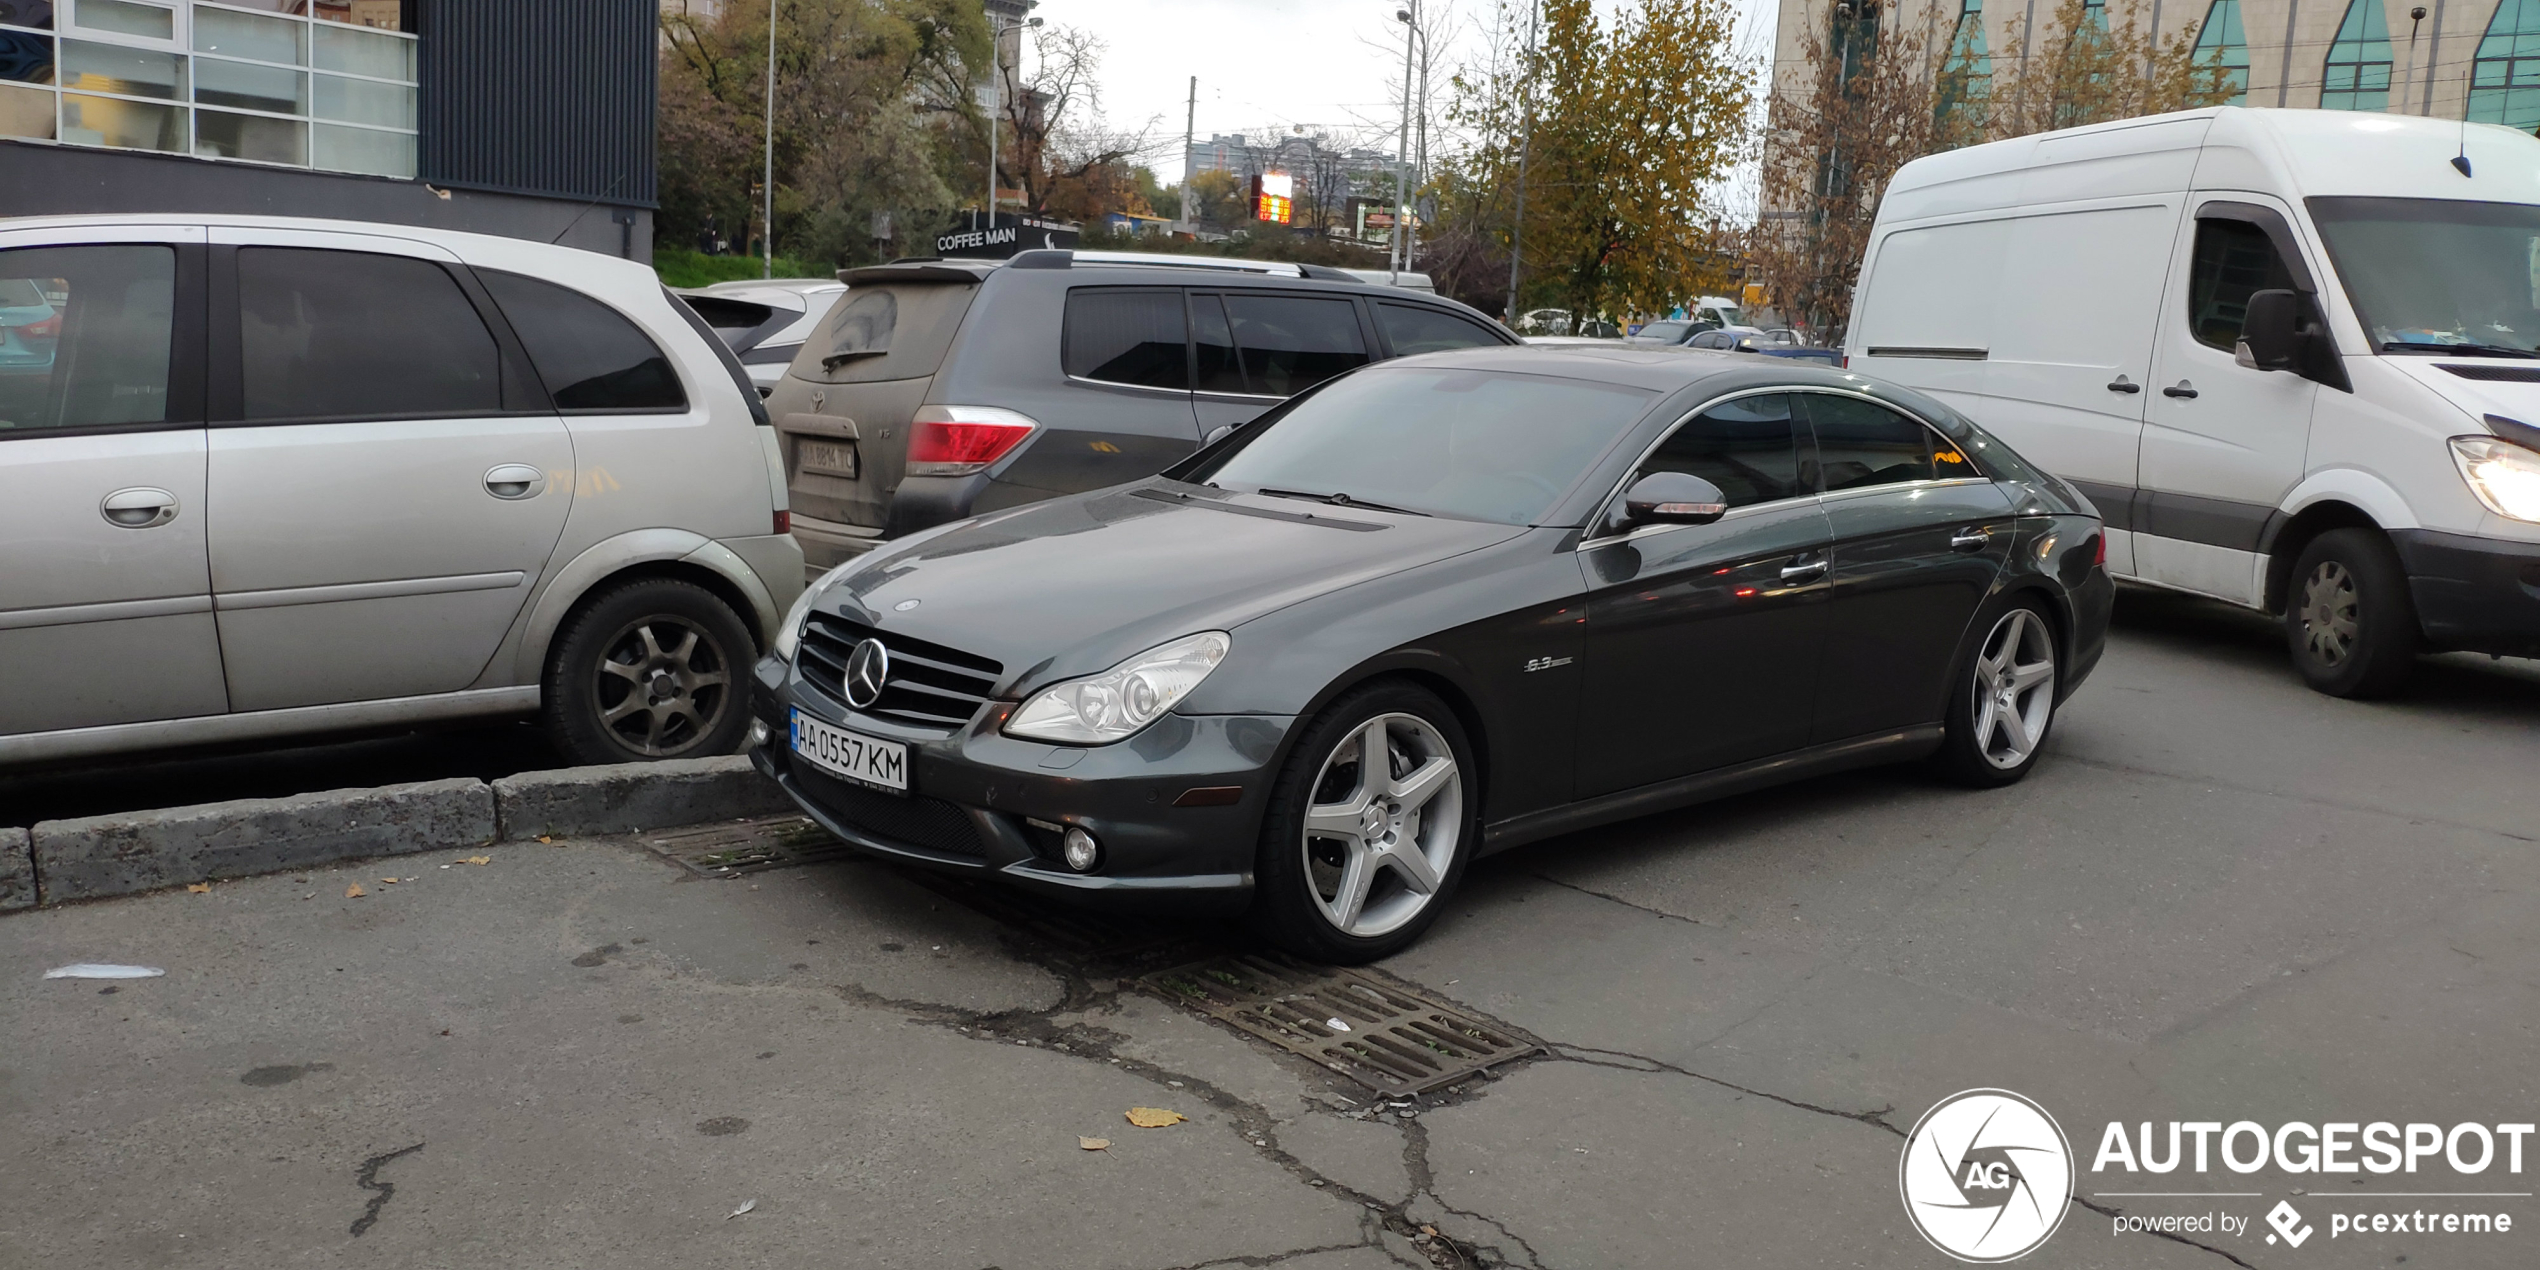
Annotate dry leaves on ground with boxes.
[1124,1107,1185,1128]
[186,882,211,894]
[1078,1136,1110,1151]
[459,856,491,866]
[345,883,366,898]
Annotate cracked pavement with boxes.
[4,588,2538,1269]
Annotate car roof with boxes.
[1383,343,1874,395]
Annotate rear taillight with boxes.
[773,509,791,535]
[2093,532,2107,568]
[907,405,1038,477]
[23,315,58,339]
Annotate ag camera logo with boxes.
[1900,1089,2075,1262]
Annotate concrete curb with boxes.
[12,758,795,907]
[32,778,498,905]
[493,756,791,840]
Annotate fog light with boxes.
[747,718,771,749]
[1061,826,1101,873]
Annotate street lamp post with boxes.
[1391,6,1419,282]
[763,0,775,279]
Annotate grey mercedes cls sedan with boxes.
[750,346,2112,961]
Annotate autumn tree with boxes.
[992,25,1156,218]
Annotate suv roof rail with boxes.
[1017,249,1364,280]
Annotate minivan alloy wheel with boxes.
[1301,713,1463,938]
[2297,560,2360,667]
[593,615,732,757]
[1971,608,2057,770]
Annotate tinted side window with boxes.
[1639,394,1801,508]
[1225,294,1369,396]
[2187,218,2297,352]
[482,271,684,411]
[1192,293,1244,394]
[238,247,499,420]
[1377,302,1501,356]
[1062,289,1188,390]
[1802,394,1943,490]
[0,244,175,433]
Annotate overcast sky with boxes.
[1022,0,1782,187]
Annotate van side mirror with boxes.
[1622,472,1729,526]
[2237,289,2302,371]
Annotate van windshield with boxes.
[2310,197,2540,357]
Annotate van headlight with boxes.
[2450,436,2540,523]
[1005,632,1230,744]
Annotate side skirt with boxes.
[0,686,541,766]
[1477,725,1947,857]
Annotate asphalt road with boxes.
[4,588,2537,1269]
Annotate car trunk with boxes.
[773,271,981,537]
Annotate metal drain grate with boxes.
[1141,954,1544,1096]
[643,816,858,877]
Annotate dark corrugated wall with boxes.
[416,0,658,208]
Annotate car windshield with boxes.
[1184,366,1654,525]
[0,278,44,308]
[1636,321,1689,341]
[2310,197,2540,355]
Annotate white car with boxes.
[675,278,848,396]
[0,215,801,766]
[1849,107,2540,697]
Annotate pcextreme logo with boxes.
[1899,1089,2075,1262]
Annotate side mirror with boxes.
[2236,289,2302,371]
[1622,472,1729,527]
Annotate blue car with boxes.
[0,277,59,374]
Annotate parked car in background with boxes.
[0,274,58,373]
[0,215,800,768]
[1849,106,2540,697]
[764,248,1518,581]
[1623,318,1715,347]
[752,345,2109,960]
[675,278,848,397]
[1687,327,1842,365]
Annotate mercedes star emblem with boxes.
[843,637,890,709]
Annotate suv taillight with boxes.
[908,406,1038,477]
[2093,532,2107,568]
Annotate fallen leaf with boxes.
[345,883,366,898]
[186,882,211,894]
[1124,1107,1185,1129]
[537,836,554,844]
[460,856,491,866]
[380,877,399,885]
[726,1198,755,1220]
[1078,1136,1110,1151]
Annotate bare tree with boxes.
[995,25,1158,217]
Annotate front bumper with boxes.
[748,655,1291,915]
[2393,529,2540,658]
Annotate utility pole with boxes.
[1505,0,1537,321]
[1391,6,1415,281]
[1180,76,1196,229]
[762,0,776,278]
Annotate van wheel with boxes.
[1931,599,2060,787]
[544,579,754,766]
[2285,529,2417,699]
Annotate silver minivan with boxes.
[0,215,801,767]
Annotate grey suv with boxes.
[765,250,1517,576]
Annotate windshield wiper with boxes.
[1251,487,1430,516]
[2378,340,2540,359]
[819,348,886,370]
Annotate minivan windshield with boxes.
[1181,366,1654,525]
[2310,197,2540,356]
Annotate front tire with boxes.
[2285,528,2418,698]
[1932,600,2060,787]
[543,578,755,766]
[1251,682,1478,964]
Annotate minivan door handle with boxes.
[483,464,549,500]
[2106,375,2140,394]
[100,486,179,529]
[2162,381,2199,399]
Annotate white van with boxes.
[1848,107,2540,697]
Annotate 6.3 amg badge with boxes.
[1900,1089,2074,1262]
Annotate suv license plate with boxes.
[798,439,857,479]
[790,711,908,793]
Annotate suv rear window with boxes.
[805,282,977,384]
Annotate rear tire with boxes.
[1931,598,2060,788]
[2284,528,2418,699]
[543,578,755,766]
[1250,682,1478,964]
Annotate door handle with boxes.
[483,464,548,500]
[1779,557,1830,584]
[2162,381,2199,399]
[100,486,179,529]
[1950,526,1992,551]
[2106,375,2140,394]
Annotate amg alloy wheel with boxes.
[1254,683,1477,962]
[1933,600,2059,786]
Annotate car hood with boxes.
[814,481,1529,695]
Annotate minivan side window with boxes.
[2187,218,2297,353]
[1062,289,1188,390]
[482,271,685,412]
[0,244,176,433]
[237,247,501,421]
[1801,394,1961,490]
[1225,294,1370,396]
[1377,302,1501,355]
[1638,393,1803,508]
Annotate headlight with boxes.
[771,565,851,662]
[1004,631,1231,744]
[2450,436,2540,523]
